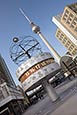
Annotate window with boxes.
[70,13,73,18]
[64,10,69,17]
[66,20,71,25]
[57,30,61,36]
[62,9,69,21]
[63,39,66,44]
[70,24,75,28]
[59,37,62,41]
[63,16,67,21]
[75,27,77,32]
[74,18,77,24]
[70,45,74,50]
[56,34,59,38]
[67,14,73,24]
[61,34,64,39]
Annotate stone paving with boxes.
[22,78,77,115]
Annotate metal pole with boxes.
[42,80,59,102]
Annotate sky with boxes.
[0,0,77,85]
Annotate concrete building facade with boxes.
[52,2,77,56]
[0,55,25,115]
[0,54,16,86]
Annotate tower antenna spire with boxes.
[19,8,32,24]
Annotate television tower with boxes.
[19,8,61,63]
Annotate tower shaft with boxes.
[37,31,61,62]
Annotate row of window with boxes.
[69,3,77,13]
[56,29,77,55]
[63,12,77,26]
[19,58,54,83]
[61,7,77,35]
